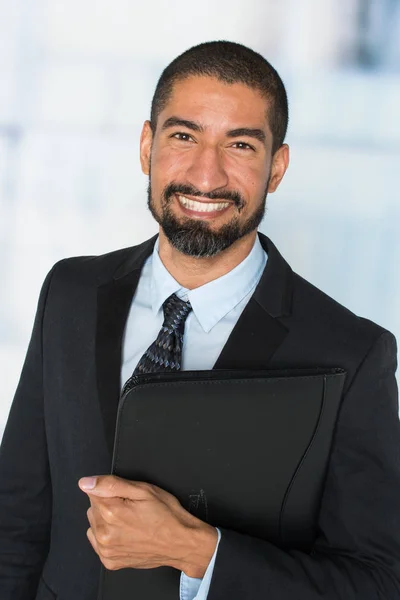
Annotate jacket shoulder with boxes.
[290,270,395,358]
[48,236,156,287]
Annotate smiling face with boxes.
[140,75,289,258]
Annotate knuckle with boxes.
[108,476,120,493]
[137,481,155,495]
[97,528,112,546]
[168,494,181,507]
[102,557,117,570]
[100,505,115,522]
[99,545,114,559]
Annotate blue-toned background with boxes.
[1,0,400,437]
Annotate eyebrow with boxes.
[161,117,266,145]
[162,117,203,132]
[226,128,266,144]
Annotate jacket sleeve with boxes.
[207,330,400,599]
[0,266,57,600]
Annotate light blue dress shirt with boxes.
[121,234,267,600]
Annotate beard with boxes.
[147,177,270,258]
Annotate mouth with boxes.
[174,194,233,219]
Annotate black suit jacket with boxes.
[0,232,399,600]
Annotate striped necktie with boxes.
[133,293,192,375]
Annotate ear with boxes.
[267,143,289,193]
[140,120,153,175]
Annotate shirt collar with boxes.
[150,234,267,333]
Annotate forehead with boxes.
[159,75,270,132]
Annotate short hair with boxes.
[150,40,289,155]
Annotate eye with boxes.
[232,141,255,151]
[170,132,194,142]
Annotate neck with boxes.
[157,229,258,290]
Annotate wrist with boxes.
[171,521,219,578]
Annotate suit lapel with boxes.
[214,233,293,370]
[213,298,288,369]
[96,232,294,457]
[96,236,158,458]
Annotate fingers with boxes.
[86,526,99,556]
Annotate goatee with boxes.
[147,181,269,258]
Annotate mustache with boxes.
[163,183,245,209]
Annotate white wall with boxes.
[1,0,400,437]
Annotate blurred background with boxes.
[1,0,400,437]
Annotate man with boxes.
[0,40,399,600]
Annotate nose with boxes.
[185,145,229,195]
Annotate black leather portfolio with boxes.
[98,367,346,600]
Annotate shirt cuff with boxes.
[179,527,221,600]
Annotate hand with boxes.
[78,475,218,577]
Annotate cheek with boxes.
[152,145,189,181]
[238,164,268,201]
[149,151,190,203]
[148,151,173,196]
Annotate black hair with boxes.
[150,40,288,154]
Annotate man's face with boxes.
[140,75,288,257]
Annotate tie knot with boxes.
[162,293,192,331]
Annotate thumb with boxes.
[78,474,142,499]
[78,476,98,491]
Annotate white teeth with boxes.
[177,195,230,213]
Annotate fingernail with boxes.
[79,476,97,490]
